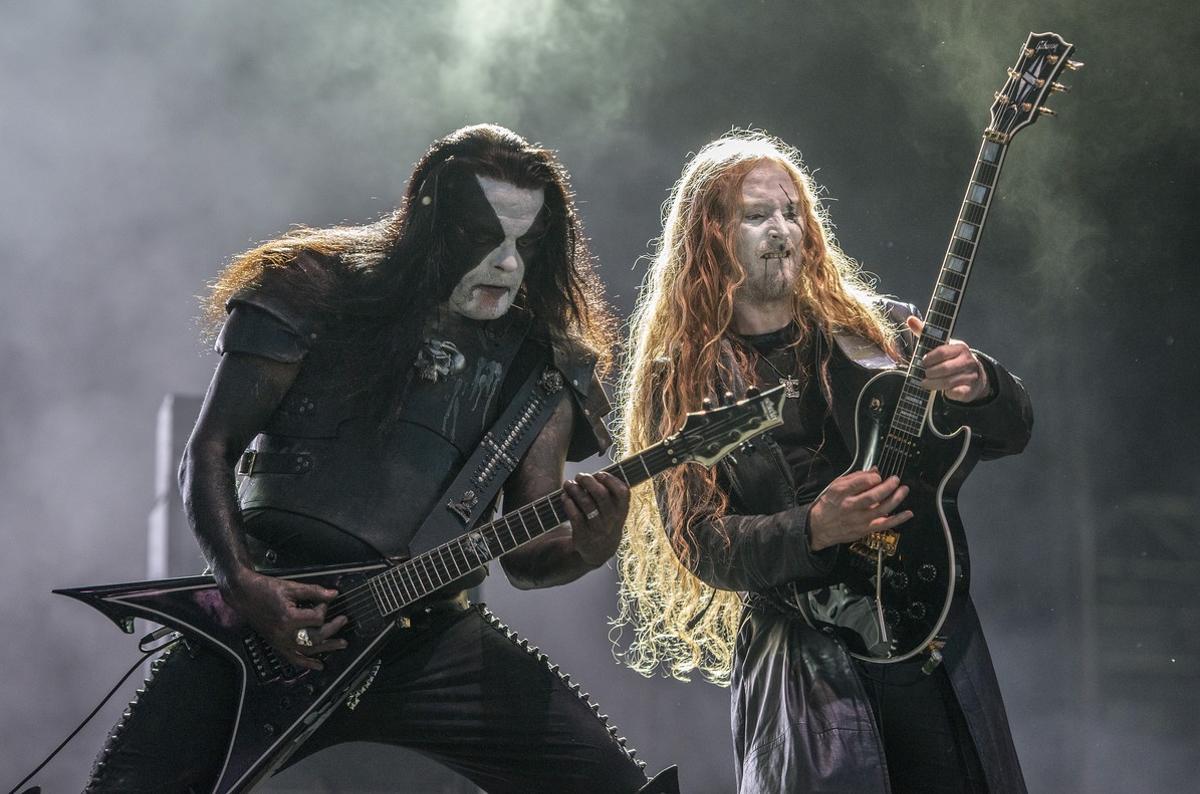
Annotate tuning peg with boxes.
[745,386,761,399]
[1007,67,1045,88]
[1065,59,1085,71]
[720,391,734,407]
[1050,81,1070,93]
[1037,106,1057,117]
[701,397,714,411]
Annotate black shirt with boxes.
[736,324,852,502]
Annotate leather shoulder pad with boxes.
[550,338,598,399]
[225,284,318,341]
[878,296,918,358]
[550,339,612,461]
[876,296,919,327]
[216,300,312,364]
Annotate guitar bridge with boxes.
[244,633,304,683]
[850,530,900,560]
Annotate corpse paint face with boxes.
[443,175,546,321]
[734,161,805,305]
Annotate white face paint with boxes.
[445,175,545,321]
[734,161,806,305]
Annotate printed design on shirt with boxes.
[442,357,504,437]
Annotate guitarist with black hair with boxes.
[84,124,678,794]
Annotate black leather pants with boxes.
[85,603,651,794]
[853,658,988,794]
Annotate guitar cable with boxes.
[6,628,181,794]
[12,535,395,794]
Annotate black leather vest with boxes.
[238,312,533,561]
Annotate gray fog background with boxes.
[3,1,1197,791]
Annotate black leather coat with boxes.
[667,300,1033,793]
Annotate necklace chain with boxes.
[756,346,802,399]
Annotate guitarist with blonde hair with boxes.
[614,130,1032,793]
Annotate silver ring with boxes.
[295,628,313,647]
[585,509,600,520]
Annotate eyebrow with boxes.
[777,182,798,207]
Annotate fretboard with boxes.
[356,438,681,617]
[885,134,1009,447]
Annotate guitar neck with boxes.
[891,134,1009,433]
[364,440,675,614]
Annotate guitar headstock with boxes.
[672,386,786,467]
[987,32,1080,142]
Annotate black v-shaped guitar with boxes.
[57,387,784,793]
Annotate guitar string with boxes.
[326,404,769,619]
[321,448,663,622]
[322,438,709,621]
[881,77,1022,477]
[322,407,763,621]
[863,74,1023,561]
[814,62,1049,650]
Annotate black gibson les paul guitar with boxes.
[798,32,1080,663]
[56,387,784,794]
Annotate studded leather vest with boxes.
[235,309,535,562]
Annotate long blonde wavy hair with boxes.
[612,130,898,684]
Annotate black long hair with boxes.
[206,124,613,422]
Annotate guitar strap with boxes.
[406,360,569,557]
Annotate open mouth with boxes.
[762,250,791,260]
[475,285,511,296]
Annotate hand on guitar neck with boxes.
[561,471,631,566]
[906,316,993,404]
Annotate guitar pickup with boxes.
[244,633,303,683]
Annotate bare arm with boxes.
[179,353,345,669]
[498,395,629,590]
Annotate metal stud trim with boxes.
[476,605,646,770]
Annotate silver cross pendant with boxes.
[781,376,801,399]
